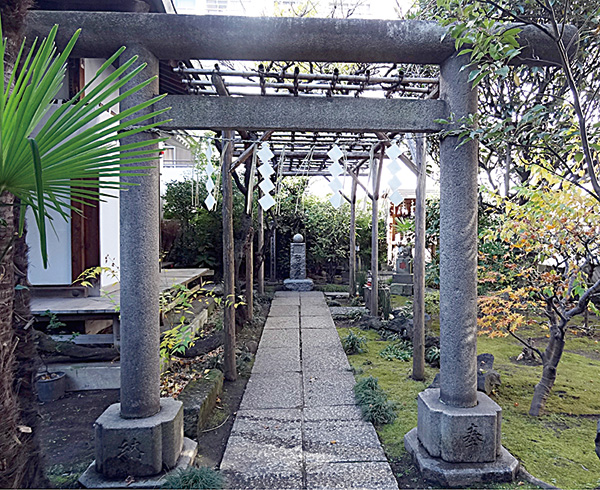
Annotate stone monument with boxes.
[283,234,314,291]
[391,245,413,296]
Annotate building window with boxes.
[206,0,228,13]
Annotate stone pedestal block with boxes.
[404,429,518,488]
[417,388,500,463]
[95,398,184,478]
[284,278,314,291]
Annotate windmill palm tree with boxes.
[0,22,168,488]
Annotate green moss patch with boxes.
[339,325,600,489]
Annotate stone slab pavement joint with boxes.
[240,372,303,410]
[259,328,300,350]
[221,291,398,489]
[275,291,300,298]
[272,297,301,306]
[301,316,336,330]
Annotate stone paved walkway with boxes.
[220,291,399,490]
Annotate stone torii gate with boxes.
[26,12,576,487]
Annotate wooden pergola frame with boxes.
[25,9,574,429]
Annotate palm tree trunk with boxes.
[12,201,48,487]
[529,326,565,416]
[0,191,20,488]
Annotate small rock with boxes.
[245,340,258,354]
[477,353,495,370]
[477,369,501,395]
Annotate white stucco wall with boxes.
[26,206,73,285]
[27,59,122,286]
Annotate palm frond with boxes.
[1,23,170,266]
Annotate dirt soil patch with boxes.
[39,295,270,487]
[39,389,119,469]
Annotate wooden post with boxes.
[270,232,276,281]
[412,134,427,381]
[370,147,385,316]
[222,130,237,381]
[257,204,265,294]
[504,142,511,198]
[349,177,358,297]
[245,227,254,321]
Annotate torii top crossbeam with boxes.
[27,11,574,65]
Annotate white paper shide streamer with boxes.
[257,143,276,211]
[385,142,404,206]
[327,144,344,209]
[204,142,217,211]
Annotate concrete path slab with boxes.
[221,291,398,490]
[253,347,301,374]
[301,316,336,330]
[270,304,301,317]
[259,328,300,349]
[275,291,301,298]
[264,315,300,330]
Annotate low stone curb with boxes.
[177,369,224,438]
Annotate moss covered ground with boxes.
[339,297,600,489]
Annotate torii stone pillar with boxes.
[404,53,519,487]
[80,45,195,487]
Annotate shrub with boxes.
[379,341,412,361]
[354,376,397,426]
[162,467,223,489]
[425,346,441,367]
[342,330,367,354]
[424,291,440,316]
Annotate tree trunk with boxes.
[529,325,566,416]
[0,191,20,488]
[11,202,48,487]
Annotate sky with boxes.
[173,0,415,19]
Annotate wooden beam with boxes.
[375,131,420,176]
[222,130,236,382]
[346,165,373,201]
[156,95,447,133]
